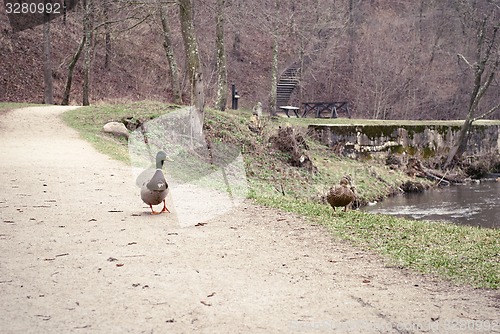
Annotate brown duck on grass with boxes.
[326,175,356,212]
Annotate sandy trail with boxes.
[0,106,498,333]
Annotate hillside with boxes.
[1,1,498,120]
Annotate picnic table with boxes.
[302,102,351,118]
[279,105,301,117]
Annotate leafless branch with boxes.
[457,53,474,68]
[120,13,153,32]
[473,102,500,121]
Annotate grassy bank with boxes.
[255,197,499,289]
[61,101,499,289]
[0,102,37,112]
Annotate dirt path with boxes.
[0,106,498,333]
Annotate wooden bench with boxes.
[279,105,301,117]
[302,102,351,118]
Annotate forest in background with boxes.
[0,0,498,120]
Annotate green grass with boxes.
[61,100,183,163]
[61,101,500,289]
[326,210,499,289]
[0,102,39,112]
[252,196,499,289]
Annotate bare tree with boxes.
[103,0,112,70]
[227,0,295,115]
[159,2,182,104]
[279,0,352,110]
[82,0,94,106]
[268,0,281,117]
[215,0,228,111]
[43,16,53,104]
[61,36,85,105]
[445,1,499,167]
[347,0,362,73]
[178,0,205,135]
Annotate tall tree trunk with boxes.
[347,0,356,70]
[43,17,53,104]
[103,0,111,70]
[269,32,279,117]
[445,21,498,168]
[159,3,182,104]
[82,0,93,106]
[445,118,473,167]
[61,36,86,105]
[178,0,204,136]
[268,0,279,117]
[215,0,227,111]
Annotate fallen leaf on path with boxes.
[116,263,124,267]
[200,300,212,306]
[35,314,51,321]
[207,292,216,297]
[74,325,91,329]
[124,254,145,258]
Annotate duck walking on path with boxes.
[326,175,356,212]
[140,151,170,215]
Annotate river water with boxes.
[362,181,500,229]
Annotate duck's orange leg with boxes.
[161,200,170,213]
[150,204,161,215]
